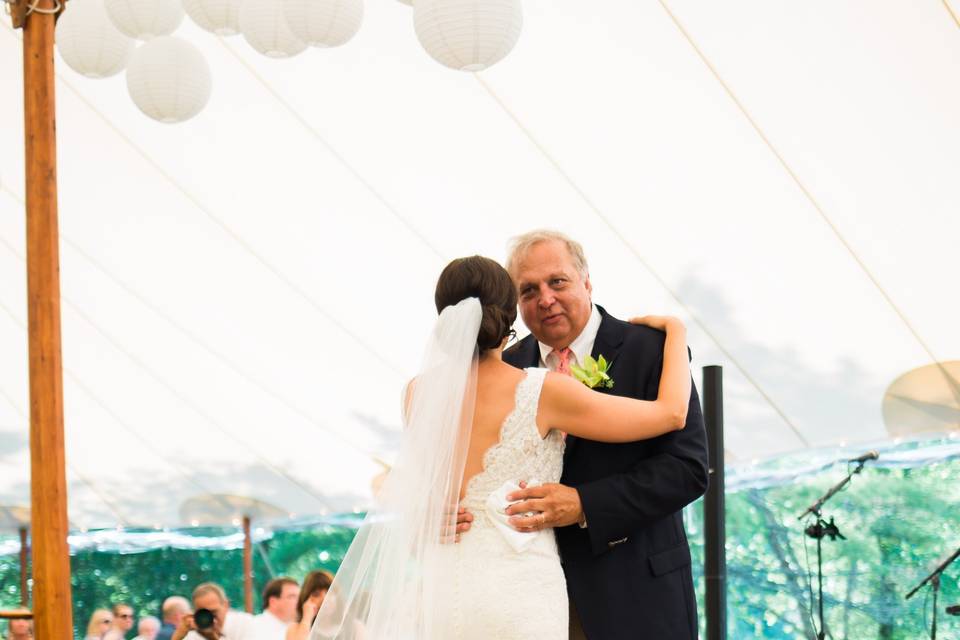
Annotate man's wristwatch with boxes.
[578,512,588,529]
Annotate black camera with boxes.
[193,608,215,630]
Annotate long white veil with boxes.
[310,297,481,639]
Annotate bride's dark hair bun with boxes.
[435,256,518,355]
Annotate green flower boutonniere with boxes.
[570,355,614,390]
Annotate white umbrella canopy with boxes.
[883,361,960,438]
[0,0,958,529]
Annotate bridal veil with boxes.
[310,297,481,639]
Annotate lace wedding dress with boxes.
[436,367,568,639]
[311,301,567,640]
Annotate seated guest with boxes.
[104,603,135,640]
[156,597,189,640]
[252,578,299,638]
[172,582,254,640]
[285,571,333,640]
[4,618,32,640]
[133,616,160,640]
[84,609,114,640]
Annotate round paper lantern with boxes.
[125,36,212,123]
[103,0,184,39]
[182,0,243,35]
[56,0,134,78]
[282,0,363,48]
[413,0,522,72]
[239,0,307,58]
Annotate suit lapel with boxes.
[505,334,541,369]
[590,306,625,377]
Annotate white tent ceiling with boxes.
[1,0,958,529]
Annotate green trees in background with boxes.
[1,460,958,639]
[0,526,355,638]
[687,460,960,638]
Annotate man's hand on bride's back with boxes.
[629,315,684,332]
[505,483,583,532]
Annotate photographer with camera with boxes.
[171,583,255,640]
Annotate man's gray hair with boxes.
[192,582,227,604]
[162,596,190,619]
[506,229,589,279]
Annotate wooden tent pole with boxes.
[18,527,29,607]
[16,0,74,635]
[243,516,253,614]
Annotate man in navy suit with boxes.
[475,230,708,639]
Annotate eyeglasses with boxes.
[118,614,133,619]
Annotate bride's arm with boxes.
[539,317,690,441]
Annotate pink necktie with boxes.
[555,347,573,376]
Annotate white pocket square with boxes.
[485,479,542,553]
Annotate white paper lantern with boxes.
[103,0,184,40]
[282,0,363,48]
[413,0,522,72]
[126,36,212,123]
[56,0,134,78]
[182,0,243,36]
[239,0,307,58]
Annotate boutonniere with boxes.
[570,355,614,389]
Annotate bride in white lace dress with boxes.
[311,257,690,640]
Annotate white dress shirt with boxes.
[537,305,602,372]
[536,304,601,530]
[185,610,255,640]
[249,611,289,640]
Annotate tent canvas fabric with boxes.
[1,0,958,528]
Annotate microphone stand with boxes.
[797,459,867,640]
[905,545,960,640]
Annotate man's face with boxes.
[193,592,228,630]
[9,619,30,636]
[138,618,160,640]
[115,606,134,631]
[271,583,300,623]
[514,240,593,350]
[167,608,185,626]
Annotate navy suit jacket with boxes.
[504,306,708,639]
[155,622,176,640]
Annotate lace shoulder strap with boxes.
[500,368,548,442]
[520,367,548,413]
[522,366,548,391]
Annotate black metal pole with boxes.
[905,546,960,600]
[703,365,726,640]
[817,535,825,640]
[932,575,940,640]
[799,462,864,640]
[904,544,960,640]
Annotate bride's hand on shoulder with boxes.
[301,600,319,624]
[629,315,685,333]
